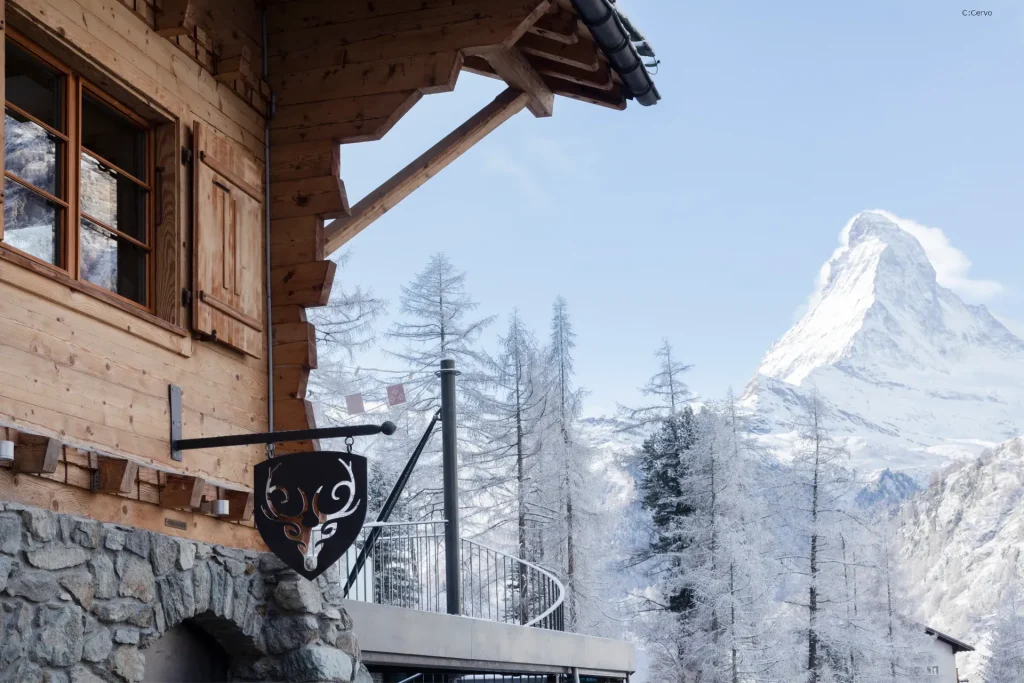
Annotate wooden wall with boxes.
[0,0,269,548]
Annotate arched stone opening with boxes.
[0,503,370,683]
[142,617,231,683]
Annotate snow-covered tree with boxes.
[982,585,1024,683]
[382,253,494,519]
[472,311,550,620]
[534,296,602,633]
[618,339,692,432]
[307,251,388,424]
[774,391,863,683]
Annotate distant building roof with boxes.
[926,626,976,654]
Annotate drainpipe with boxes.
[262,10,274,434]
[569,0,660,106]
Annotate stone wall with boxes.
[0,502,371,683]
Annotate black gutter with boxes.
[569,0,661,106]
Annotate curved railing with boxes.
[341,521,565,631]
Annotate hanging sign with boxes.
[254,450,367,580]
[387,383,407,406]
[345,393,366,415]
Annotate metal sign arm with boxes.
[169,382,395,460]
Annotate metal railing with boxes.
[341,520,565,631]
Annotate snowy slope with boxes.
[897,437,1024,679]
[741,211,1024,477]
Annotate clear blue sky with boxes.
[333,0,1024,416]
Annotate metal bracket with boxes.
[169,384,183,462]
[168,383,395,456]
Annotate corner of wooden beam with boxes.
[13,435,63,474]
[222,490,255,522]
[91,456,139,495]
[161,473,206,510]
[324,87,531,255]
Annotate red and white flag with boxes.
[345,394,366,415]
[386,383,407,407]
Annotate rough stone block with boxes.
[104,529,125,552]
[0,514,22,555]
[177,542,196,571]
[81,619,113,663]
[89,555,117,600]
[69,665,105,683]
[279,646,353,683]
[150,536,178,577]
[58,570,96,610]
[71,521,102,549]
[274,578,322,614]
[91,600,153,628]
[33,603,85,666]
[26,544,90,570]
[123,530,151,559]
[0,556,12,593]
[265,614,319,655]
[157,571,195,628]
[22,510,57,542]
[113,628,139,645]
[6,570,60,602]
[115,554,156,603]
[111,647,145,683]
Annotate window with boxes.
[3,33,153,309]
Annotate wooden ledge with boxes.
[0,249,193,358]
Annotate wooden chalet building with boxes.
[0,0,659,681]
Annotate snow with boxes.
[741,210,1024,477]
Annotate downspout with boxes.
[262,10,274,433]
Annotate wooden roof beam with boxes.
[325,87,530,255]
[517,33,600,71]
[475,48,554,117]
[529,10,580,45]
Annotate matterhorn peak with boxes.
[742,210,1024,476]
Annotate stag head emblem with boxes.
[254,451,367,580]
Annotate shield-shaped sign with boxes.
[254,451,367,580]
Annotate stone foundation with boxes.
[0,502,372,683]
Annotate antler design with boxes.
[261,458,363,569]
[317,458,362,549]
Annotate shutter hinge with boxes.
[181,146,193,165]
[181,288,193,307]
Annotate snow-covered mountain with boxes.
[741,210,1024,477]
[897,437,1024,679]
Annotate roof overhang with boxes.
[925,626,976,654]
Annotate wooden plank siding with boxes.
[1,0,269,547]
[263,0,552,447]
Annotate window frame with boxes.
[3,29,157,316]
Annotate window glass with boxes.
[80,152,147,242]
[3,177,62,266]
[81,92,145,181]
[80,217,146,304]
[4,110,63,195]
[4,40,63,130]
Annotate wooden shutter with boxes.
[192,121,264,358]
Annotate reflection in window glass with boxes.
[80,217,146,304]
[80,152,146,241]
[4,110,62,195]
[81,93,145,181]
[4,40,63,130]
[3,177,61,266]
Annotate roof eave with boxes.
[568,0,660,106]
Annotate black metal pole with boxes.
[440,358,461,616]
